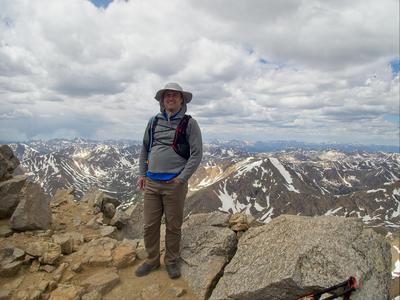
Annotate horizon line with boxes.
[1,137,399,149]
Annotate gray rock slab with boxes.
[102,195,120,210]
[0,145,20,182]
[209,215,392,300]
[74,237,117,267]
[0,175,27,218]
[0,246,25,277]
[181,212,237,299]
[109,210,130,229]
[51,188,75,208]
[103,202,116,218]
[80,271,120,295]
[122,201,144,239]
[0,260,23,277]
[100,225,117,238]
[10,182,52,231]
[49,284,84,300]
[52,232,84,254]
[26,241,61,265]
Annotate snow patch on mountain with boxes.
[325,207,343,216]
[234,159,263,178]
[260,208,274,223]
[221,149,236,157]
[269,157,299,193]
[258,195,274,223]
[192,165,225,191]
[95,145,112,153]
[216,181,241,213]
[362,214,381,223]
[336,170,352,187]
[375,197,385,203]
[253,180,262,188]
[313,179,328,195]
[254,201,264,212]
[318,150,348,161]
[73,150,92,159]
[367,188,387,193]
[393,260,400,278]
[391,200,400,218]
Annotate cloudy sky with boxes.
[1,0,399,146]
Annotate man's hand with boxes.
[137,176,146,191]
[167,178,185,184]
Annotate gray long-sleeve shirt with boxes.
[139,104,202,182]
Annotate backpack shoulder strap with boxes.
[147,115,158,153]
[174,115,191,141]
[171,115,192,159]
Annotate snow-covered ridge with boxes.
[191,148,399,231]
[6,139,400,231]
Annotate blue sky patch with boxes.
[384,114,399,124]
[390,58,400,76]
[90,0,113,8]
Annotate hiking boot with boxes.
[165,263,181,279]
[135,262,160,277]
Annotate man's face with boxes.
[163,90,183,113]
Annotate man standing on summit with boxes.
[136,83,203,279]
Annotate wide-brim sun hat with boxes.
[155,82,192,103]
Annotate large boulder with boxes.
[72,237,137,269]
[80,270,120,295]
[121,201,144,239]
[109,209,131,229]
[106,202,145,240]
[73,237,117,267]
[0,246,25,277]
[0,145,20,182]
[209,215,392,300]
[52,232,84,254]
[112,240,136,268]
[102,195,120,209]
[9,182,52,231]
[83,188,120,213]
[51,188,75,208]
[49,284,84,300]
[0,175,27,218]
[25,241,61,265]
[103,202,116,218]
[180,212,237,299]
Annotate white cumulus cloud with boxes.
[0,0,398,146]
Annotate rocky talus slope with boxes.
[0,188,202,300]
[0,145,395,300]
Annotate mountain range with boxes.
[5,138,400,232]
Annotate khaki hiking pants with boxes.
[143,178,188,266]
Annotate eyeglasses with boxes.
[164,91,182,99]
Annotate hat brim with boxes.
[155,88,192,103]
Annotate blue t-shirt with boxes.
[146,171,178,181]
